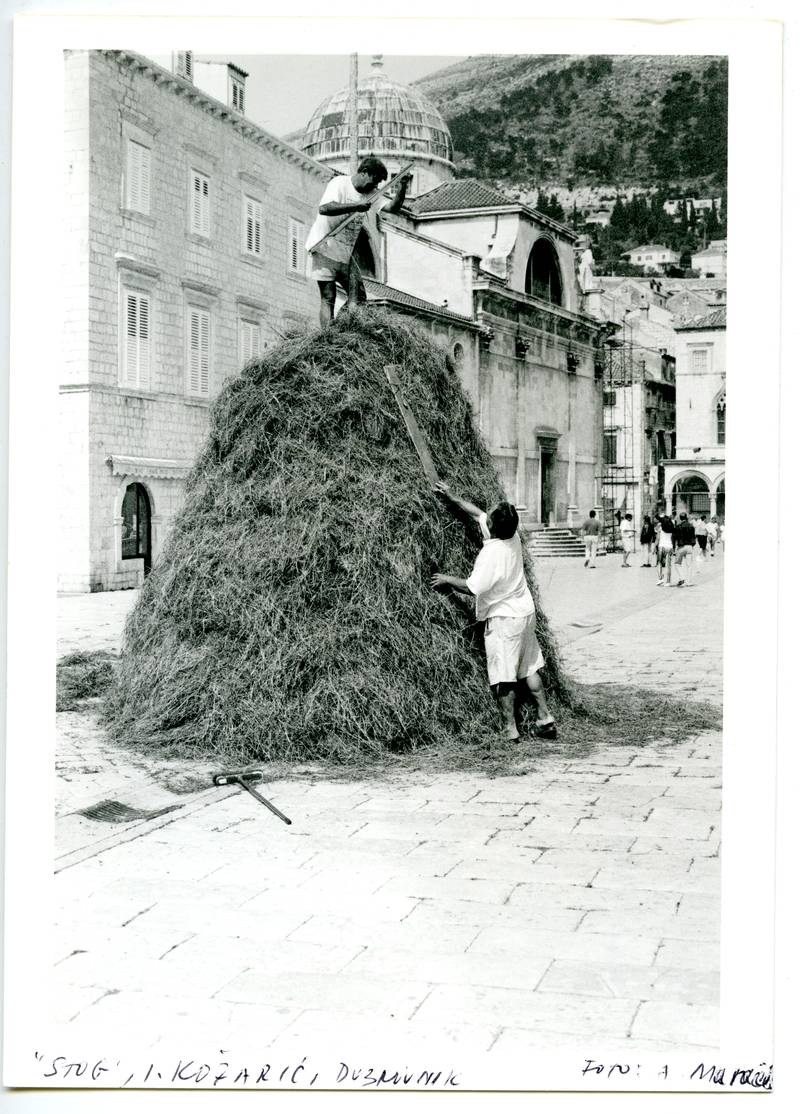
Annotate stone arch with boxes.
[525,237,564,306]
[669,472,711,517]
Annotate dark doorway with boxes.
[121,482,152,573]
[540,451,555,524]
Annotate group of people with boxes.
[582,508,723,586]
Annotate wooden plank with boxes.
[307,163,414,262]
[384,364,440,487]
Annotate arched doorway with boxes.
[525,239,563,305]
[671,475,710,517]
[121,482,152,573]
[714,478,725,521]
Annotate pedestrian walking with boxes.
[640,515,656,566]
[620,512,635,567]
[707,517,719,556]
[656,512,675,586]
[674,512,696,586]
[694,514,709,561]
[431,482,557,743]
[581,509,601,568]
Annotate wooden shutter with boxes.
[244,197,263,254]
[127,140,151,213]
[239,320,261,364]
[187,307,210,396]
[191,171,210,235]
[289,219,303,272]
[123,291,150,388]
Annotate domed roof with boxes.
[301,56,454,166]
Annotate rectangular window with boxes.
[602,389,616,407]
[288,218,305,274]
[190,170,211,236]
[690,347,709,372]
[603,432,618,465]
[239,319,261,365]
[175,51,193,81]
[243,195,263,255]
[120,290,151,389]
[126,139,151,214]
[186,307,211,397]
[231,78,245,113]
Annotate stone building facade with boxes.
[61,49,329,591]
[62,51,607,592]
[663,308,726,520]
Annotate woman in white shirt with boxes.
[430,482,557,743]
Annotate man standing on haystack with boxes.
[430,482,557,743]
[305,156,410,328]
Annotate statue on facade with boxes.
[577,239,596,294]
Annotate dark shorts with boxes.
[698,536,707,550]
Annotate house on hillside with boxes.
[663,308,726,521]
[583,207,612,228]
[691,240,727,278]
[622,244,681,274]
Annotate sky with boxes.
[196,54,468,138]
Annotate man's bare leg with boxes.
[318,280,336,328]
[525,671,553,725]
[492,683,519,741]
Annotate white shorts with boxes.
[484,613,544,687]
[658,536,673,552]
[309,252,342,282]
[622,536,634,554]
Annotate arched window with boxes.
[716,393,726,445]
[525,239,563,305]
[121,482,152,573]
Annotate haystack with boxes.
[106,309,575,762]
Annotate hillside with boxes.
[413,54,728,192]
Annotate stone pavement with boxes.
[47,551,724,1089]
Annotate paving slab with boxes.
[47,554,725,1085]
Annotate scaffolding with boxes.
[601,320,637,551]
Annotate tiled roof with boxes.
[410,179,517,214]
[675,307,727,330]
[624,244,676,255]
[363,278,476,325]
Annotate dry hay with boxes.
[105,309,577,763]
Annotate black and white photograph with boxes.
[1,5,788,1103]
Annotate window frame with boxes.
[185,304,212,399]
[716,392,726,445]
[242,193,264,257]
[189,167,211,238]
[119,285,152,390]
[287,217,306,275]
[125,137,152,215]
[238,317,262,365]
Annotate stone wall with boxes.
[61,49,329,590]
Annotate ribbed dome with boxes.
[301,55,454,167]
